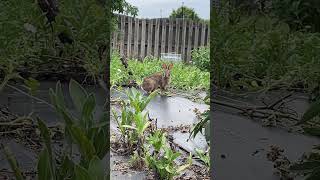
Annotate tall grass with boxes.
[211,4,320,93]
[110,54,210,91]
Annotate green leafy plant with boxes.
[3,118,109,180]
[146,130,167,154]
[112,88,157,149]
[290,150,320,179]
[145,133,192,180]
[289,99,320,179]
[126,87,158,112]
[195,148,210,167]
[1,144,24,180]
[3,80,109,180]
[49,79,109,163]
[190,109,210,143]
[191,47,210,72]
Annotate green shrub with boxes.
[191,47,210,72]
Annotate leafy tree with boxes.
[169,6,201,21]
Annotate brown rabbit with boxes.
[141,63,173,93]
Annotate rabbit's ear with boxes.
[162,63,167,69]
[168,63,173,70]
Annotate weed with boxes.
[195,148,210,168]
[191,47,210,72]
[145,130,192,180]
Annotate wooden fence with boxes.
[111,14,209,62]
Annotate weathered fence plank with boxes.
[181,20,187,61]
[168,19,173,53]
[194,22,199,50]
[127,16,132,58]
[147,19,153,56]
[113,14,209,61]
[154,19,160,58]
[141,19,146,58]
[174,19,180,54]
[187,21,193,62]
[161,19,166,55]
[200,23,206,47]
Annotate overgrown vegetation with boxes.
[211,1,320,96]
[213,1,320,179]
[288,98,320,179]
[110,53,210,91]
[0,0,137,83]
[191,47,210,72]
[2,79,109,180]
[111,88,194,179]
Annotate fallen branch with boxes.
[212,93,300,123]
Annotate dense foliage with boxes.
[0,0,137,82]
[211,2,320,94]
[110,54,210,91]
[191,47,210,72]
[225,0,320,33]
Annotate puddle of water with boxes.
[111,88,209,128]
[147,96,208,127]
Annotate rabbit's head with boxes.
[161,63,173,79]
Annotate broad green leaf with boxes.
[69,79,88,112]
[93,129,109,159]
[81,93,96,127]
[37,117,55,177]
[75,165,91,180]
[88,156,105,180]
[2,146,24,180]
[37,149,53,180]
[55,81,67,109]
[37,118,53,160]
[70,125,96,161]
[57,155,74,179]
